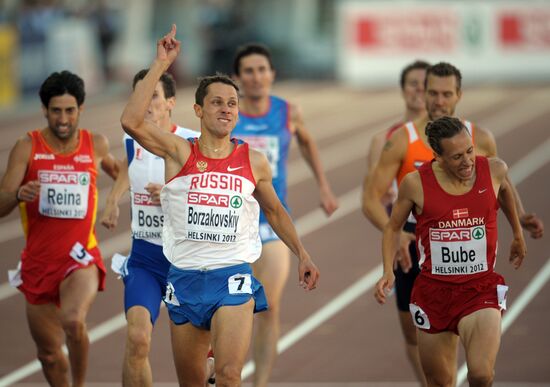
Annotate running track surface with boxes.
[0,82,548,386]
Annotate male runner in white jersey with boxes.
[361,60,430,386]
[100,69,200,386]
[120,25,319,386]
[231,43,338,387]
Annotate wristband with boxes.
[15,187,22,202]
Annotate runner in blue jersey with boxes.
[100,69,202,386]
[232,43,339,387]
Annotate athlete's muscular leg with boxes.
[170,321,211,386]
[252,241,290,387]
[123,306,153,387]
[458,308,502,387]
[59,265,99,387]
[211,300,255,387]
[397,311,428,387]
[417,330,459,387]
[26,303,69,386]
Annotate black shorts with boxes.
[393,222,420,312]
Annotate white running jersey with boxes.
[125,125,198,245]
[161,139,262,269]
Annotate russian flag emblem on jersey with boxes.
[453,208,469,219]
[136,148,143,160]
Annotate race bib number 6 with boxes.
[228,273,252,294]
[409,303,431,330]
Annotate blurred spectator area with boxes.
[0,0,334,108]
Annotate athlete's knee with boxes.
[61,314,86,340]
[126,326,151,359]
[215,363,242,386]
[424,369,453,387]
[467,367,494,387]
[37,347,66,370]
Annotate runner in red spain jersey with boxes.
[0,71,118,387]
[375,116,526,387]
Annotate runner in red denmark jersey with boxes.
[0,70,118,387]
[19,129,106,303]
[375,117,526,387]
[414,156,498,283]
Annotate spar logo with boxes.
[430,228,471,242]
[188,192,229,207]
[134,193,156,206]
[472,227,485,240]
[230,196,242,209]
[39,171,81,185]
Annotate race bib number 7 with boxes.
[228,273,252,294]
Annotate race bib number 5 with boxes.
[228,273,252,294]
[69,242,94,265]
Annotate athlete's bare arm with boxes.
[363,128,416,270]
[290,103,338,216]
[93,133,120,180]
[375,172,422,304]
[362,130,397,210]
[0,137,37,217]
[120,25,189,177]
[362,128,407,230]
[251,148,319,290]
[489,157,527,269]
[100,157,129,230]
[475,126,543,238]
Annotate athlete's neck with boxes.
[42,128,80,154]
[198,135,234,159]
[433,161,476,194]
[404,109,427,122]
[240,95,270,115]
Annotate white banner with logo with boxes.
[337,1,550,86]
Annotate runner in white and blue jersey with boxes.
[231,44,339,387]
[100,69,199,387]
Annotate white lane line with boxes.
[0,186,363,386]
[508,137,550,184]
[456,258,550,387]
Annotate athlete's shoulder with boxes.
[383,125,409,154]
[399,170,422,196]
[10,134,33,160]
[472,125,496,157]
[487,156,507,179]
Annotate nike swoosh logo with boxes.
[479,189,487,193]
[227,166,243,172]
